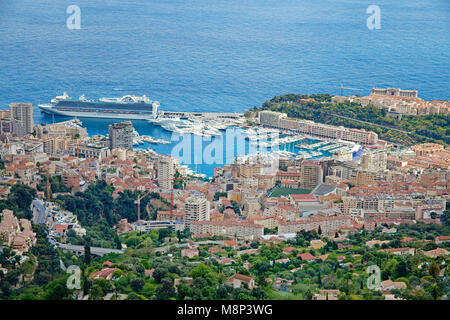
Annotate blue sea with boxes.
[0,0,449,176]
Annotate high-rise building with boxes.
[42,137,67,154]
[361,150,387,172]
[258,111,285,127]
[157,156,174,190]
[9,103,34,134]
[184,196,210,224]
[318,158,334,182]
[108,121,133,150]
[301,160,323,190]
[0,118,25,137]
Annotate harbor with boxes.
[150,118,224,137]
[148,114,245,138]
[37,92,363,178]
[132,129,170,146]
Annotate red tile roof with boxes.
[232,273,254,283]
[297,252,315,261]
[290,194,316,201]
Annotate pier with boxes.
[160,111,243,120]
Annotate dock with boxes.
[160,111,243,120]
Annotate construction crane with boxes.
[135,177,185,222]
[153,177,185,218]
[135,191,149,222]
[46,171,51,201]
[333,82,362,96]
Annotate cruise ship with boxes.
[38,92,160,120]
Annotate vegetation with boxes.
[36,174,71,194]
[1,216,449,300]
[0,224,63,299]
[173,171,185,189]
[54,180,167,248]
[213,192,227,201]
[0,183,36,220]
[1,182,449,301]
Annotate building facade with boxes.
[157,156,174,190]
[371,88,418,98]
[361,150,387,172]
[258,111,378,145]
[9,103,34,134]
[108,121,133,150]
[301,160,323,190]
[184,196,210,224]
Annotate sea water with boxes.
[1,0,449,176]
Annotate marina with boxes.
[153,119,224,138]
[296,150,312,159]
[235,149,297,165]
[297,140,329,150]
[132,129,170,146]
[37,95,363,177]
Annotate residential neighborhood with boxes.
[0,99,448,301]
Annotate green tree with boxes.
[153,268,168,284]
[191,264,212,279]
[394,260,408,279]
[43,277,71,300]
[428,262,440,279]
[154,279,175,300]
[84,241,91,265]
[130,278,145,293]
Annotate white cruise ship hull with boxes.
[39,104,154,120]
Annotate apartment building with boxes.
[258,111,285,127]
[184,196,210,224]
[157,156,174,190]
[258,111,378,144]
[9,103,34,134]
[62,169,81,189]
[108,121,134,150]
[68,143,111,159]
[361,150,387,172]
[156,210,184,223]
[35,121,88,139]
[42,137,67,154]
[240,163,263,178]
[351,171,379,186]
[278,215,352,235]
[0,118,25,137]
[189,220,263,238]
[301,160,323,190]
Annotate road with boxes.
[329,113,412,134]
[57,243,124,256]
[153,240,225,253]
[293,102,412,134]
[32,199,47,225]
[58,240,223,255]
